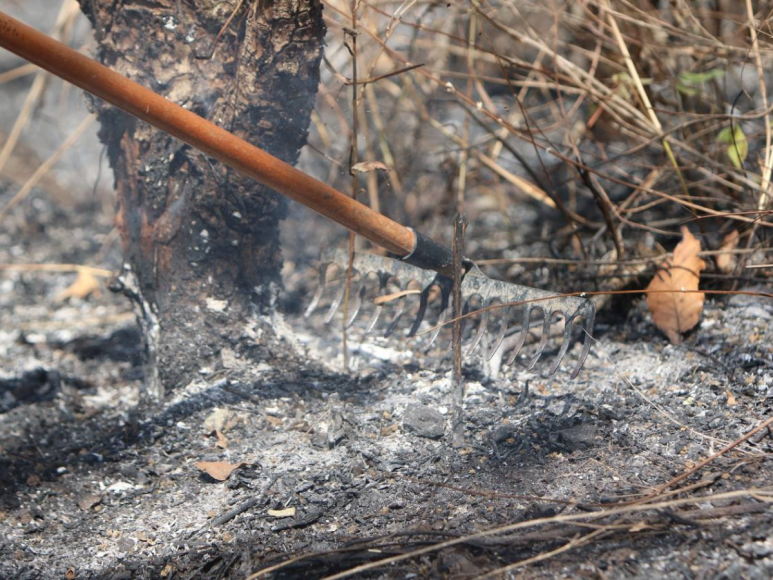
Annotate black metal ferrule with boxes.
[400,229,472,276]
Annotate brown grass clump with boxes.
[311,0,772,300]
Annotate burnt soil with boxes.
[2,180,773,580]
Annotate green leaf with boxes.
[676,69,725,97]
[678,69,725,84]
[717,126,748,170]
[675,82,699,96]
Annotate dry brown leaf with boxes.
[195,461,246,481]
[214,430,229,449]
[351,160,390,173]
[646,227,706,344]
[56,270,101,302]
[203,429,229,449]
[725,390,737,406]
[76,493,102,511]
[716,230,739,274]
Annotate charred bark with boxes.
[78,0,325,396]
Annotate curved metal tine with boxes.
[505,305,530,366]
[570,305,596,379]
[465,298,489,357]
[324,279,347,324]
[344,278,365,328]
[459,299,472,339]
[365,304,383,334]
[486,301,508,361]
[548,309,574,376]
[427,307,447,348]
[427,286,450,347]
[364,274,388,334]
[384,298,406,338]
[526,306,550,370]
[304,263,332,318]
[407,284,431,337]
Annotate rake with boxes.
[0,10,595,378]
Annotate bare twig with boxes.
[206,473,280,529]
[0,0,78,177]
[0,113,95,225]
[342,3,361,372]
[478,529,609,579]
[318,489,773,579]
[451,212,466,447]
[740,0,772,262]
[0,263,112,277]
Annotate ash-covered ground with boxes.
[3,134,773,580]
[2,2,773,578]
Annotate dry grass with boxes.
[313,0,773,289]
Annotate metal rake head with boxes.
[305,250,595,378]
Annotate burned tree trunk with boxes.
[78,0,325,396]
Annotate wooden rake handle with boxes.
[0,10,455,275]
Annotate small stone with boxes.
[741,541,773,559]
[116,536,135,552]
[557,423,598,450]
[205,297,228,312]
[403,404,445,439]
